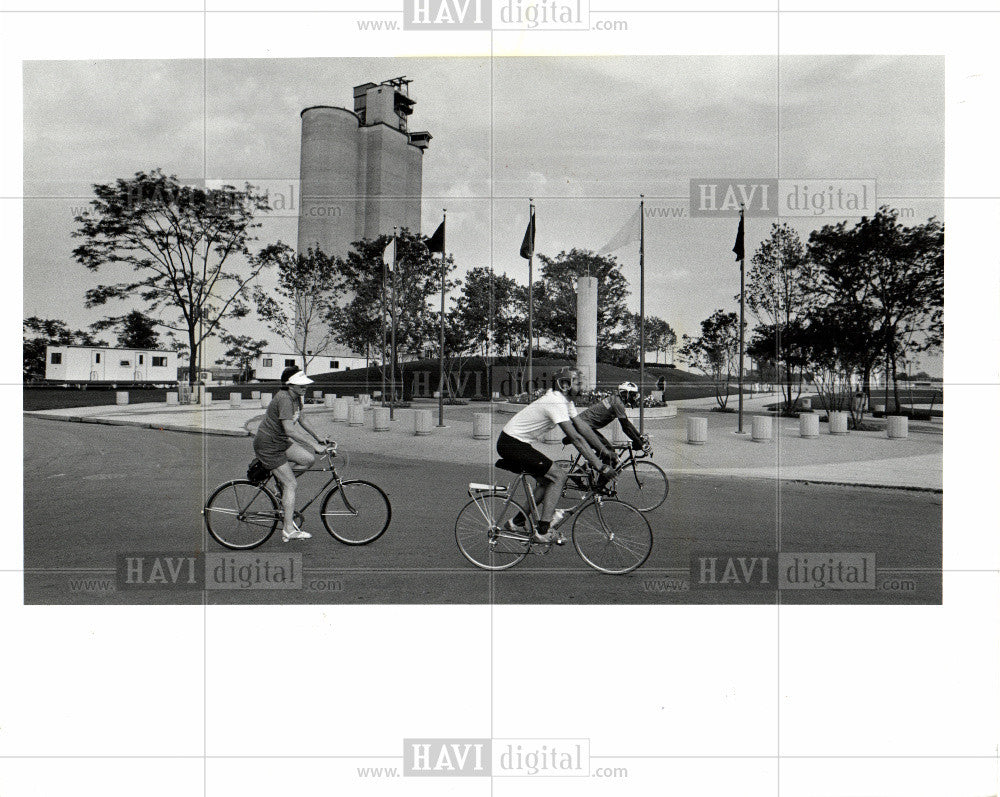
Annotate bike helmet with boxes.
[553,367,581,392]
[617,381,639,397]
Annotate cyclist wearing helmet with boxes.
[571,381,648,454]
[496,367,611,544]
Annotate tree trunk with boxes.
[188,328,198,383]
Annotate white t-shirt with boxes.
[502,389,577,443]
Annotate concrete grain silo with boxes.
[296,76,431,258]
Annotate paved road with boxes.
[23,418,942,605]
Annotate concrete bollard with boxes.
[314,390,323,402]
[166,392,179,405]
[328,393,337,400]
[473,413,492,440]
[324,394,336,408]
[829,411,849,435]
[116,391,129,406]
[372,406,390,431]
[260,393,271,409]
[799,412,819,439]
[414,409,433,436]
[229,392,242,408]
[201,390,213,405]
[873,403,885,416]
[687,417,708,445]
[751,415,773,442]
[251,390,260,399]
[348,404,365,427]
[358,394,372,408]
[886,415,908,439]
[333,398,350,422]
[800,397,812,411]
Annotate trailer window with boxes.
[50,352,62,364]
[152,356,167,367]
[95,353,101,363]
[330,360,339,369]
[138,355,144,365]
[284,359,296,367]
[263,358,272,368]
[120,360,130,367]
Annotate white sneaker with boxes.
[282,525,312,542]
[551,509,568,528]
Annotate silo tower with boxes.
[296,76,431,259]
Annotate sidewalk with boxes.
[25,398,942,491]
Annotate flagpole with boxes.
[390,226,398,421]
[381,240,387,409]
[527,199,534,394]
[438,210,447,427]
[639,194,645,435]
[738,204,746,434]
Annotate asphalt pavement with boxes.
[23,417,942,605]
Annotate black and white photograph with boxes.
[5,2,999,796]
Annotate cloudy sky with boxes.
[23,55,944,372]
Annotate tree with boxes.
[23,317,101,382]
[216,333,268,383]
[743,223,813,411]
[678,310,740,409]
[806,208,943,413]
[331,229,457,399]
[90,310,160,349]
[253,243,342,371]
[535,249,630,354]
[627,313,675,364]
[72,169,273,382]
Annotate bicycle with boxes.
[555,438,668,513]
[203,444,391,550]
[454,458,653,575]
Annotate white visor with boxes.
[286,371,314,386]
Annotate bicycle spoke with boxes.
[572,500,652,575]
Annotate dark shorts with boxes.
[496,431,554,482]
[252,437,291,471]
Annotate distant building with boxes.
[252,351,369,382]
[45,345,178,385]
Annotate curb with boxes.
[26,412,250,438]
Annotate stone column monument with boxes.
[576,276,598,391]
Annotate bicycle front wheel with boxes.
[455,495,530,571]
[572,499,652,574]
[204,479,279,550]
[320,480,391,545]
[612,460,669,512]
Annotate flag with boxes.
[519,209,535,259]
[598,205,642,255]
[426,220,445,254]
[732,213,745,261]
[382,236,396,268]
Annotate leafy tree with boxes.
[678,310,740,409]
[90,310,160,349]
[535,249,630,354]
[23,317,101,382]
[72,169,273,382]
[625,313,675,364]
[743,223,813,411]
[216,333,268,383]
[253,243,342,371]
[331,229,457,399]
[806,208,943,413]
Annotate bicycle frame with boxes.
[563,441,649,483]
[468,470,602,547]
[247,450,348,517]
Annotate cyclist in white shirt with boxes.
[496,367,612,544]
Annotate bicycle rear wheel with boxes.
[204,479,279,550]
[455,495,530,570]
[320,480,391,545]
[572,499,652,574]
[612,460,669,512]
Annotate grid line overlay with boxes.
[9,1,985,795]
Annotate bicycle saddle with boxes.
[494,458,529,474]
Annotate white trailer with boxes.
[45,345,178,385]
[252,351,368,381]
